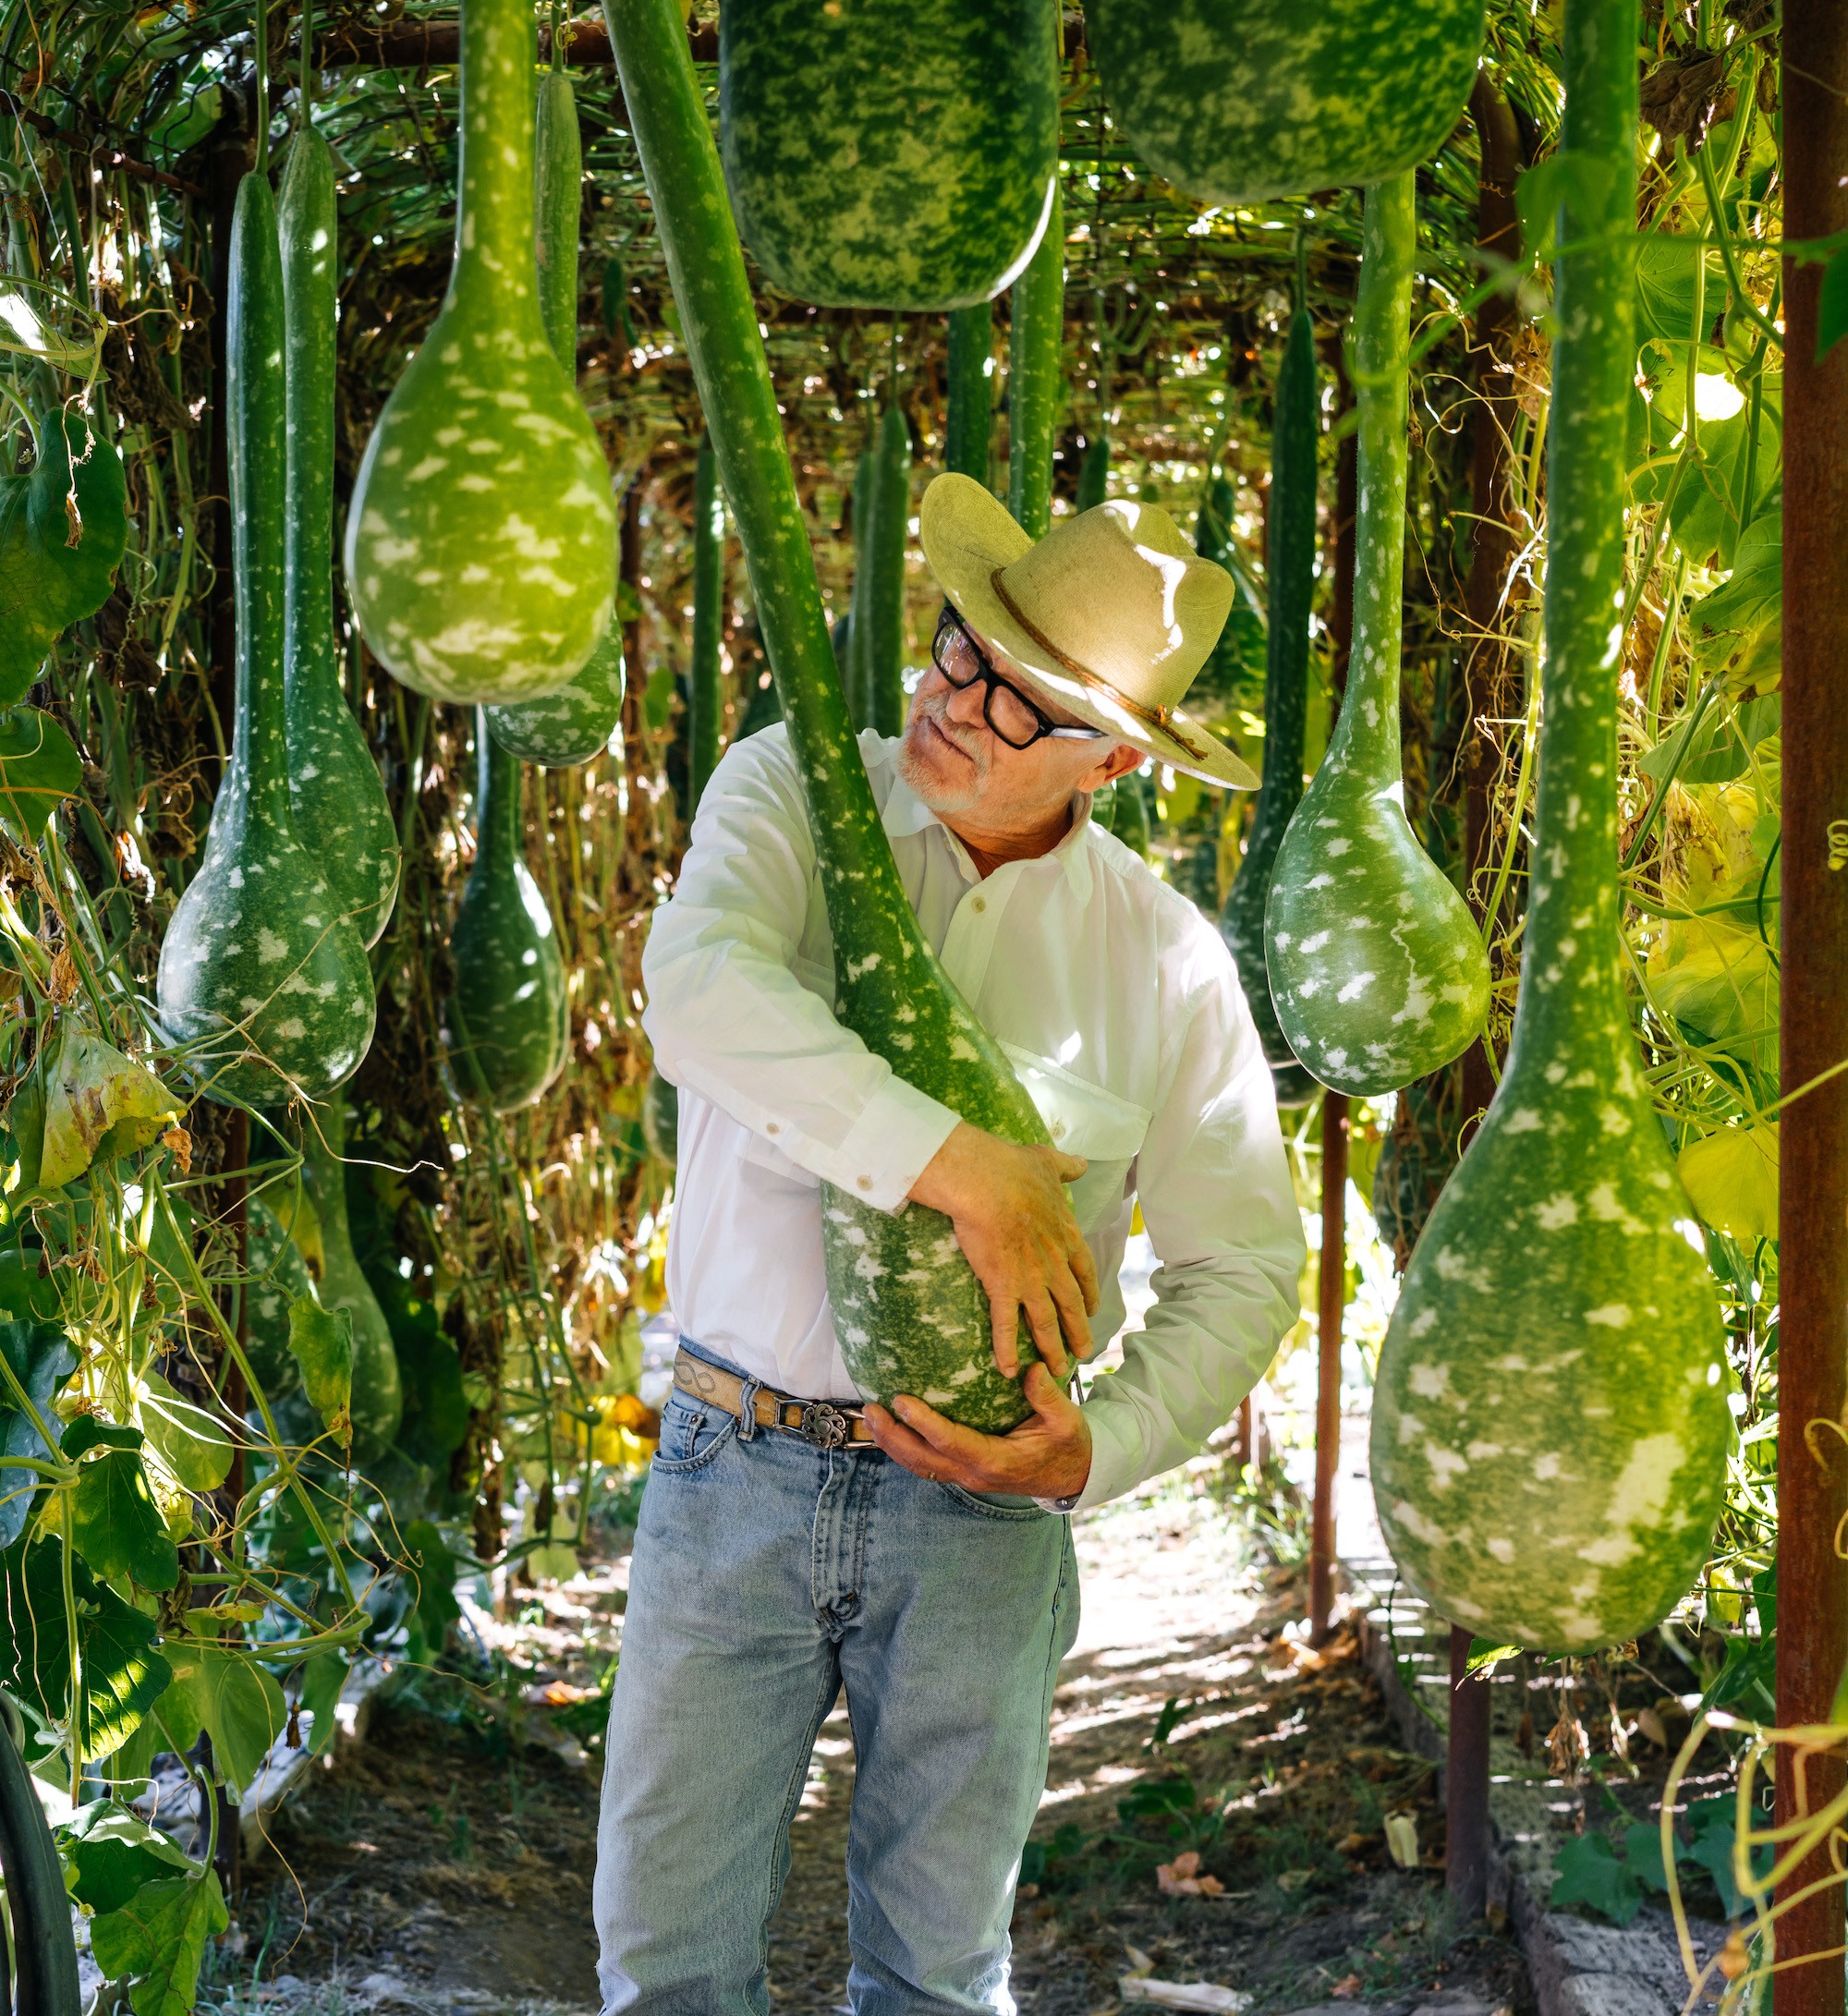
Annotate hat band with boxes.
[989,569,1211,762]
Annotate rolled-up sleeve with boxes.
[1065,930,1307,1512]
[640,728,959,1213]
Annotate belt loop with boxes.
[736,1375,762,1441]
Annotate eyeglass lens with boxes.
[933,615,1047,748]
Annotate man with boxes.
[596,473,1306,2015]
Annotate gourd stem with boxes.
[474,710,524,875]
[1323,170,1414,793]
[452,0,540,308]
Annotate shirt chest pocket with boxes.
[999,1043,1151,1236]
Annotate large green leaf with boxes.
[0,707,80,834]
[138,1371,232,1495]
[59,1803,198,1915]
[36,1026,183,1189]
[1690,504,1782,687]
[295,1647,349,1758]
[0,1316,77,1548]
[287,1293,351,1443]
[0,409,128,704]
[372,1271,468,1467]
[164,1643,286,1791]
[89,1872,228,2016]
[68,1447,180,1591]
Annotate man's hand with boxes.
[864,1365,1091,1502]
[908,1121,1100,1378]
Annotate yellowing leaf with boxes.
[38,1027,183,1189]
[1679,1123,1779,1244]
[287,1293,351,1444]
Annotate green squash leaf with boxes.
[0,1315,78,1548]
[0,408,128,704]
[38,1026,184,1188]
[59,1803,198,1915]
[0,706,80,834]
[1549,1830,1644,1926]
[69,1447,181,1591]
[1689,504,1782,688]
[89,1872,228,2016]
[287,1293,352,1442]
[1678,1123,1779,1245]
[164,1644,286,1791]
[60,1416,144,1458]
[374,1272,468,1468]
[295,1647,349,1758]
[137,1370,233,1494]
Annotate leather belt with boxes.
[672,1347,878,1450]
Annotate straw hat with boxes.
[918,473,1259,790]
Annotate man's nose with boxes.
[942,679,990,734]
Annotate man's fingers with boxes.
[1051,1149,1088,1184]
[989,1294,1021,1379]
[863,1403,962,1480]
[1048,1269,1092,1366]
[1022,1361,1076,1423]
[1020,1292,1070,1379]
[1068,1233,1100,1317]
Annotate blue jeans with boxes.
[593,1345,1080,2016]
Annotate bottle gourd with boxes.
[279,128,402,948]
[1264,174,1489,1098]
[346,0,615,706]
[445,715,570,1112]
[1219,310,1319,1108]
[718,0,1058,311]
[605,0,1057,1431]
[1369,0,1729,1654]
[485,64,626,767]
[302,1103,403,1468]
[157,175,376,1106]
[1088,0,1484,205]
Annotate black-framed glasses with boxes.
[930,603,1106,752]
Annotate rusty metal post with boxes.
[1775,4,1848,2009]
[1309,1090,1348,1644]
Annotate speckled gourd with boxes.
[717,0,1059,310]
[157,174,377,1107]
[302,1103,403,1467]
[345,0,615,705]
[863,404,911,739]
[279,128,401,949]
[1368,0,1730,1655]
[944,302,992,486]
[484,65,626,767]
[1263,175,1489,1098]
[606,0,1055,1431]
[445,715,570,1111]
[1088,0,1485,205]
[1219,309,1319,1109]
[1007,181,1064,540]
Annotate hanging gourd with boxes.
[717,0,1059,310]
[301,1105,403,1468]
[1007,183,1064,539]
[1219,309,1319,1109]
[845,448,876,731]
[1369,0,1730,1655]
[1263,175,1489,1098]
[157,175,376,1107]
[485,61,626,768]
[863,402,912,738]
[345,0,615,706]
[246,1194,311,1403]
[445,715,570,1112]
[944,302,993,485]
[686,437,723,810]
[278,124,402,949]
[1088,0,1485,205]
[608,0,1059,1432]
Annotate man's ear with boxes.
[1086,743,1147,793]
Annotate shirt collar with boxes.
[878,749,1098,901]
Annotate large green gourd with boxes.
[344,0,615,706]
[302,1104,402,1467]
[1369,0,1730,1655]
[446,716,570,1112]
[717,0,1059,311]
[279,129,402,951]
[687,436,723,810]
[157,176,377,1107]
[1220,311,1319,1109]
[944,302,993,485]
[864,403,912,738]
[1088,0,1485,205]
[1007,181,1064,539]
[604,0,1055,1432]
[484,66,626,768]
[1263,176,1488,1099]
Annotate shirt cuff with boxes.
[814,1075,960,1215]
[1034,1393,1140,1516]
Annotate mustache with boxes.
[912,692,990,771]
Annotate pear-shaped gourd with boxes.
[1088,0,1485,205]
[1219,309,1319,1109]
[484,66,626,768]
[1369,0,1729,1655]
[445,715,569,1111]
[345,0,615,705]
[302,1103,403,1468]
[157,175,377,1107]
[280,129,401,948]
[1264,175,1488,1098]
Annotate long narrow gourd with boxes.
[1263,175,1489,1098]
[944,302,992,485]
[279,128,402,949]
[157,175,376,1107]
[345,0,614,705]
[845,449,875,731]
[1088,0,1484,204]
[864,403,911,738]
[717,0,1058,310]
[302,1103,402,1467]
[446,715,570,1111]
[604,0,1054,1431]
[1076,431,1111,512]
[0,1708,80,2016]
[1007,182,1064,539]
[687,436,723,809]
[1220,311,1319,1108]
[1370,0,1730,1654]
[485,64,626,768]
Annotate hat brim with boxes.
[918,475,1261,792]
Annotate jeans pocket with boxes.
[651,1392,739,1473]
[936,1481,1047,1521]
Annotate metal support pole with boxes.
[1309,1090,1347,1644]
[1775,4,1848,2009]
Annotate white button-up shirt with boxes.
[639,723,1307,1512]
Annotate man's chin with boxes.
[896,734,981,815]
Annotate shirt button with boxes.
[1052,1120,1067,1139]
[766,1121,781,1135]
[856,1175,872,1191]
[971,895,987,913]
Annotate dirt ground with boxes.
[225,1452,1533,2016]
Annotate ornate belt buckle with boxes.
[796,1401,850,1449]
